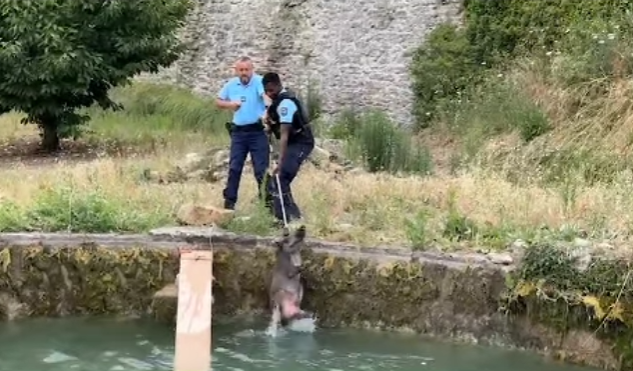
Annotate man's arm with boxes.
[276,99,298,166]
[257,78,272,123]
[255,77,272,108]
[216,82,239,110]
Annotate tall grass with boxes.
[329,110,433,175]
[84,83,230,150]
[438,76,551,159]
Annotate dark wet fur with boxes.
[269,225,310,328]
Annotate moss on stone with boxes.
[504,243,633,369]
[0,245,178,318]
[211,247,507,335]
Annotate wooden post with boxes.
[174,249,213,371]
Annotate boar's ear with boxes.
[273,227,291,250]
[293,225,306,242]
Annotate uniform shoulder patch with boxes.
[280,107,288,116]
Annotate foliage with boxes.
[0,0,192,151]
[464,0,633,63]
[405,209,430,251]
[440,76,550,156]
[410,24,483,128]
[302,80,323,123]
[0,185,170,233]
[341,110,433,175]
[410,0,633,130]
[89,83,229,140]
[328,108,363,140]
[506,242,633,368]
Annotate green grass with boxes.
[83,83,231,151]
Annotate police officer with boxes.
[262,72,315,223]
[216,57,271,210]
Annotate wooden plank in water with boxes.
[174,249,213,371]
[154,284,178,299]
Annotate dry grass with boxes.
[0,113,37,141]
[1,80,633,250]
[512,60,633,154]
[2,140,632,247]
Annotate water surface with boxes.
[0,316,600,371]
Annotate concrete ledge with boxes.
[0,227,626,370]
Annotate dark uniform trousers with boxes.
[268,139,314,222]
[223,122,270,209]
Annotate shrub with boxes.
[410,24,483,128]
[346,110,433,175]
[298,81,324,137]
[0,201,30,232]
[328,108,363,140]
[464,0,633,63]
[551,17,633,86]
[442,77,550,157]
[302,80,323,123]
[411,0,633,130]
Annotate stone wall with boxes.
[0,228,622,370]
[151,0,464,126]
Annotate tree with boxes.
[0,0,192,152]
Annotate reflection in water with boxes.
[0,316,599,371]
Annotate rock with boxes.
[0,292,27,321]
[508,239,528,262]
[573,237,592,249]
[327,162,346,174]
[309,145,334,167]
[336,223,354,231]
[180,152,207,172]
[316,138,345,157]
[176,203,235,226]
[510,239,528,250]
[155,283,178,299]
[146,148,231,184]
[148,141,358,185]
[487,252,513,265]
[567,244,593,272]
[307,138,358,173]
[212,148,230,167]
[594,242,615,257]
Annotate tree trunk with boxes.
[41,121,60,153]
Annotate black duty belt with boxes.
[225,121,264,133]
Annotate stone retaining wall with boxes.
[148,0,464,126]
[0,227,625,369]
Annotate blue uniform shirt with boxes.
[217,74,266,126]
[276,90,298,125]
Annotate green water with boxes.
[0,317,600,371]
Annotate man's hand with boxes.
[270,163,280,176]
[263,93,272,108]
[230,101,242,111]
[216,99,242,111]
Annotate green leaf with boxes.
[0,0,193,146]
